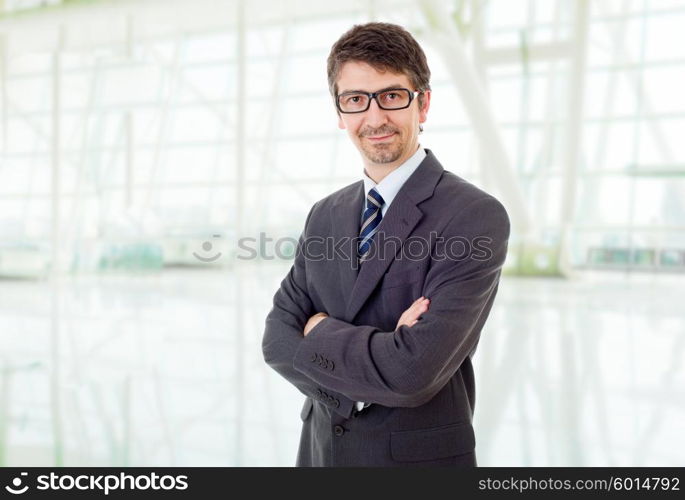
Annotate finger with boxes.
[413,297,429,309]
[405,309,424,324]
[402,297,430,322]
[402,300,423,318]
[412,299,430,315]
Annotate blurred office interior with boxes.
[0,0,683,466]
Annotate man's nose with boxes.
[364,97,388,128]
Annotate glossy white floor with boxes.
[0,263,683,466]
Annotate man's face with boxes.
[335,61,430,168]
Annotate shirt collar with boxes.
[362,145,426,208]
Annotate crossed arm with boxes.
[262,197,510,416]
[303,297,430,337]
[262,203,359,418]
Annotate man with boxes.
[262,22,510,467]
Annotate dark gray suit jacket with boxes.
[262,149,510,466]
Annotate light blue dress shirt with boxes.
[355,145,426,412]
[360,145,427,223]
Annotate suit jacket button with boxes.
[316,389,323,397]
[333,399,340,408]
[334,425,345,437]
[328,360,335,371]
[311,354,317,362]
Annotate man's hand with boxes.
[396,296,430,330]
[304,296,428,337]
[303,312,329,337]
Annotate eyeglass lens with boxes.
[338,89,411,112]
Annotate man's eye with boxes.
[386,93,399,99]
[344,95,363,104]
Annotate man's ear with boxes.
[418,90,431,124]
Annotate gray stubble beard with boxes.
[360,134,406,164]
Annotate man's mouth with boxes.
[365,133,396,142]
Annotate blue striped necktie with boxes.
[359,187,385,262]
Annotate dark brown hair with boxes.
[327,22,431,107]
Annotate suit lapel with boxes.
[332,180,364,313]
[342,149,445,322]
[345,193,423,321]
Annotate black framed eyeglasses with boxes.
[336,88,422,114]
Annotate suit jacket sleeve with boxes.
[292,197,510,408]
[262,202,357,418]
